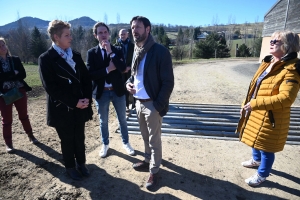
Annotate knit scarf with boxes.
[131,34,155,75]
[52,43,76,72]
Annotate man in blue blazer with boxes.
[126,16,174,190]
[87,22,135,158]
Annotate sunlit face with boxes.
[54,28,72,50]
[0,41,8,57]
[269,35,284,58]
[119,30,128,41]
[95,26,110,43]
[131,20,150,45]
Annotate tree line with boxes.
[1,18,262,64]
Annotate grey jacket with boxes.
[126,43,174,116]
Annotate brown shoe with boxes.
[132,161,149,171]
[146,173,158,190]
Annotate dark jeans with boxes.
[0,87,32,146]
[55,121,86,168]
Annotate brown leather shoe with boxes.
[132,161,149,171]
[146,173,158,191]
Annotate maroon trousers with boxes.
[0,87,32,146]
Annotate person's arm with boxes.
[153,48,174,112]
[0,56,26,81]
[250,70,300,110]
[38,54,78,108]
[110,46,126,73]
[86,49,110,80]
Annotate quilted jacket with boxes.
[236,52,300,152]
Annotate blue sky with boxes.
[1,0,278,26]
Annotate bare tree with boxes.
[7,17,31,63]
[116,13,120,24]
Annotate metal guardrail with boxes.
[119,103,300,145]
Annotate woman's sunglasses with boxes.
[270,39,281,45]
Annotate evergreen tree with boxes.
[30,26,47,63]
[237,43,251,57]
[194,32,230,59]
[252,37,262,57]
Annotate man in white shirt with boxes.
[126,16,174,190]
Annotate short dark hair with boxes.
[93,22,110,35]
[130,16,151,32]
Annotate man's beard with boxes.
[134,31,147,43]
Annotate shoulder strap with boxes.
[296,60,300,75]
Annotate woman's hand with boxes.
[243,102,252,112]
[76,98,89,109]
[126,83,136,94]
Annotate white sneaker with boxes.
[241,158,261,168]
[245,173,266,186]
[123,143,135,155]
[99,144,109,158]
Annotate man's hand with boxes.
[101,40,112,54]
[126,83,136,94]
[76,98,89,109]
[107,61,116,73]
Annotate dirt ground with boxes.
[0,58,300,200]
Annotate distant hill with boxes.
[0,16,98,34]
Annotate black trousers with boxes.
[55,121,86,168]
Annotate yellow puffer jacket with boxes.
[236,54,300,152]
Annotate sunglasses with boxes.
[270,39,281,45]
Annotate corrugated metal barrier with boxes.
[118,103,300,145]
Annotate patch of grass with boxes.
[23,64,41,87]
[229,38,255,56]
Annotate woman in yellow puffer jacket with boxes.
[236,30,300,186]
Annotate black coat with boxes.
[86,45,126,99]
[0,56,32,95]
[114,40,134,81]
[126,43,174,116]
[38,47,93,127]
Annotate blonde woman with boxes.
[39,20,93,181]
[236,30,300,186]
[0,38,38,153]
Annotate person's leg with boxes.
[74,121,86,164]
[135,100,151,163]
[257,150,275,177]
[0,96,13,146]
[111,92,128,144]
[13,88,38,143]
[252,148,261,162]
[94,91,110,145]
[55,123,76,168]
[141,101,162,174]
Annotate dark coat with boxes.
[86,45,126,99]
[126,43,174,116]
[0,56,32,95]
[114,39,134,82]
[38,47,93,127]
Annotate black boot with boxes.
[27,132,39,144]
[66,168,82,180]
[76,163,90,177]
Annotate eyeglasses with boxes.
[270,39,281,45]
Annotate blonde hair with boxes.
[272,30,300,54]
[47,20,71,42]
[0,37,11,56]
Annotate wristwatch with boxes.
[109,53,115,58]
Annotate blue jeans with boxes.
[94,91,129,145]
[252,148,275,177]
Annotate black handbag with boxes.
[1,58,23,105]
